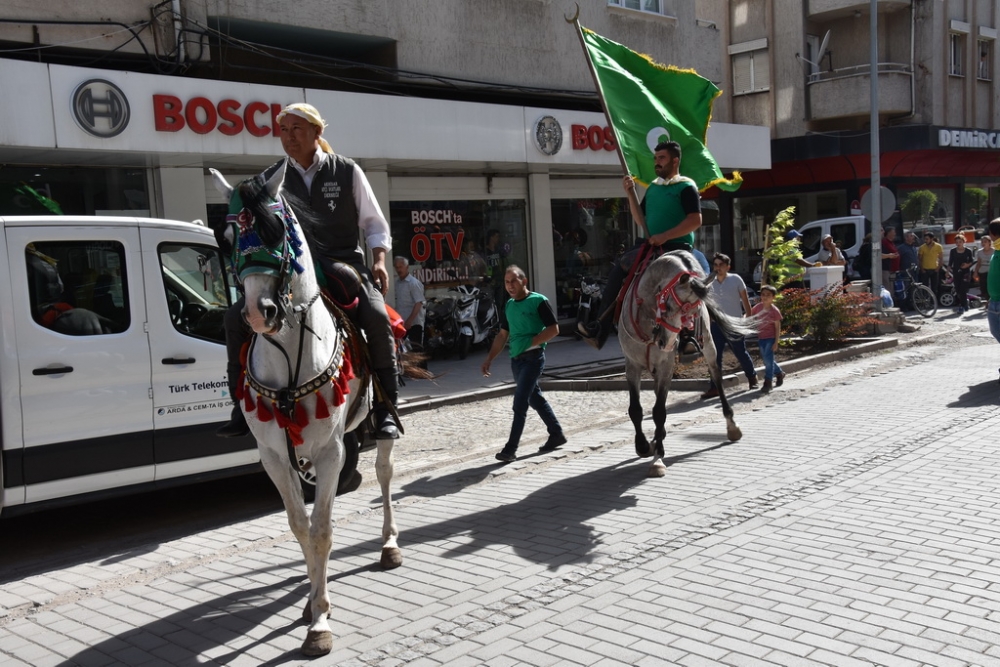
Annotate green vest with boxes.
[643,178,697,245]
[505,292,549,358]
[989,245,1000,301]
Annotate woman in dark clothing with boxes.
[948,235,975,312]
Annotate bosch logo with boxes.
[533,115,563,156]
[71,79,130,138]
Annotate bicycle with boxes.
[893,266,937,317]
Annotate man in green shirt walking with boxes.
[481,266,566,462]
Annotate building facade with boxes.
[0,0,769,318]
[713,0,1000,277]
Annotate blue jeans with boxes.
[505,349,562,451]
[708,321,756,388]
[758,337,784,381]
[988,300,1000,345]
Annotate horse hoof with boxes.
[301,630,333,656]
[727,423,743,442]
[648,462,667,478]
[301,598,312,623]
[380,547,403,569]
[635,440,652,458]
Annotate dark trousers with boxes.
[920,268,940,295]
[707,320,756,389]
[505,349,562,451]
[954,268,971,309]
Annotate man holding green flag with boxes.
[578,140,703,349]
[574,25,740,350]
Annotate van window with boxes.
[830,224,858,258]
[800,226,822,258]
[158,243,232,343]
[25,241,130,335]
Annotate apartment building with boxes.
[713,0,1000,276]
[0,0,769,314]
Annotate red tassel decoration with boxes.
[315,391,330,420]
[288,424,304,446]
[275,408,289,429]
[243,389,255,412]
[295,400,309,428]
[332,373,347,406]
[257,400,273,423]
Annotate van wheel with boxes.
[458,333,472,360]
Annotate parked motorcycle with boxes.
[574,274,605,336]
[422,293,459,358]
[453,284,499,360]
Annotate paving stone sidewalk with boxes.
[2,316,999,666]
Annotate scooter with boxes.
[422,293,459,358]
[575,274,605,336]
[453,284,499,360]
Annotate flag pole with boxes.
[565,4,629,177]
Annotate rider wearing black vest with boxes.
[217,103,399,441]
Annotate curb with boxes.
[398,329,962,413]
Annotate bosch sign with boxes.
[153,95,284,136]
[571,124,617,152]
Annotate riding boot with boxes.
[216,363,250,438]
[374,366,400,439]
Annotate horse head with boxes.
[210,164,313,335]
[643,252,706,351]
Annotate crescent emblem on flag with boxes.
[646,127,671,152]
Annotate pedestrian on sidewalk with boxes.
[481,266,567,463]
[751,285,785,393]
[985,221,1000,383]
[701,252,758,399]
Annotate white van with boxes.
[753,215,868,284]
[797,215,868,276]
[0,215,253,517]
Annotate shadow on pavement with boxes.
[340,442,735,572]
[948,379,1000,406]
[56,573,314,667]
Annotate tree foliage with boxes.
[761,206,803,291]
[900,190,937,224]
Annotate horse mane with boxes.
[238,176,285,248]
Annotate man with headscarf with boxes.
[217,103,400,440]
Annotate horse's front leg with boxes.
[702,310,742,441]
[625,362,651,458]
[648,363,672,478]
[298,439,343,657]
[376,438,403,569]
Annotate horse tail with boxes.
[399,350,436,381]
[695,280,759,340]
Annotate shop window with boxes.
[950,33,965,76]
[158,243,233,343]
[898,186,955,235]
[0,166,148,216]
[978,39,992,80]
[389,199,529,300]
[550,197,634,318]
[25,241,130,335]
[730,40,770,95]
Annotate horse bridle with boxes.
[653,271,702,334]
[232,198,335,420]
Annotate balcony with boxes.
[807,63,912,120]
[808,0,910,20]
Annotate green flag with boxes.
[581,27,741,193]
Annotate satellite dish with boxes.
[816,30,831,65]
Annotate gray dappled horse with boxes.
[618,250,753,477]
[211,166,402,657]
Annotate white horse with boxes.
[618,249,753,477]
[211,165,402,657]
